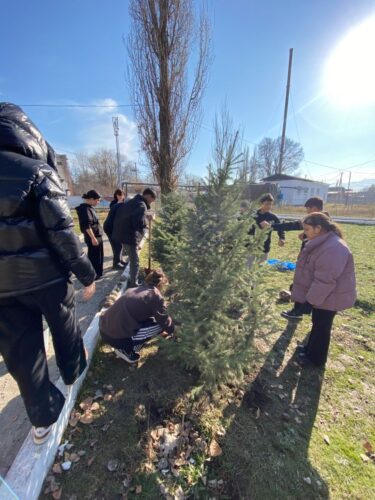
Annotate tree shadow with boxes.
[216,323,329,499]
[39,339,199,499]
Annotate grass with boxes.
[278,203,375,218]
[41,224,375,499]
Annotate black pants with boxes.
[305,308,336,366]
[101,319,162,352]
[85,236,104,278]
[108,235,122,266]
[0,280,87,427]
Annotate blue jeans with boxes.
[123,244,139,287]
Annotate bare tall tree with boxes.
[128,0,210,195]
[254,136,304,178]
[72,149,138,195]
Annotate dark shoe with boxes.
[112,263,125,270]
[281,309,303,321]
[95,275,103,281]
[120,260,127,266]
[297,354,317,368]
[114,348,140,364]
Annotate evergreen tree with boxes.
[164,122,275,389]
[152,192,189,277]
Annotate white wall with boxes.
[275,180,328,205]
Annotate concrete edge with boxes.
[0,232,149,500]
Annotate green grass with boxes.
[41,224,375,499]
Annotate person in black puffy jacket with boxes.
[0,103,96,444]
[76,190,104,279]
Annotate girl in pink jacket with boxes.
[291,213,356,366]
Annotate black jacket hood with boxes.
[0,102,57,169]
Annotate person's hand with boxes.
[260,221,270,229]
[83,282,96,300]
[91,237,99,247]
[298,232,305,241]
[278,239,285,247]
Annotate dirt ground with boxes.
[0,237,123,477]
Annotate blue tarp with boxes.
[267,259,296,271]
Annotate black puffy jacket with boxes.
[111,194,148,246]
[0,102,96,297]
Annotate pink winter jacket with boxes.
[291,232,356,311]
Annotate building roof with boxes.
[261,174,328,185]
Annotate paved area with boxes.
[0,238,124,477]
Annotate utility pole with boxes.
[112,117,121,186]
[278,48,294,174]
[345,171,352,208]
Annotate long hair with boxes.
[303,212,343,239]
[144,268,168,288]
[113,189,124,200]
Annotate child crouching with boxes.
[100,269,175,363]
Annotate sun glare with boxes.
[324,15,375,108]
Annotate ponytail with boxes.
[303,212,343,239]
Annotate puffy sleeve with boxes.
[33,166,96,286]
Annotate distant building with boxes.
[261,174,329,206]
[56,154,74,195]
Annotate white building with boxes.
[261,174,329,206]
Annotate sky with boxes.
[1,0,375,188]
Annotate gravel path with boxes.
[0,237,123,476]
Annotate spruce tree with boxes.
[152,192,189,277]
[164,123,275,389]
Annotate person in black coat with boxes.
[249,193,285,260]
[76,190,104,279]
[0,103,96,444]
[111,188,156,286]
[104,189,126,269]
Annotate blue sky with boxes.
[1,0,375,187]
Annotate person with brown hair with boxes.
[291,213,356,366]
[99,269,175,363]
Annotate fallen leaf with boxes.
[79,397,94,411]
[360,453,370,462]
[135,485,142,494]
[255,407,261,420]
[52,463,62,474]
[90,439,98,448]
[363,441,373,454]
[69,414,80,427]
[303,477,312,485]
[104,394,112,402]
[87,457,95,467]
[80,412,94,425]
[209,440,222,457]
[69,453,80,463]
[324,435,330,445]
[78,450,86,456]
[91,402,100,411]
[52,487,62,499]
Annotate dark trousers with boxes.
[101,318,162,353]
[85,236,104,278]
[123,244,139,287]
[305,308,336,366]
[0,280,87,427]
[108,236,122,266]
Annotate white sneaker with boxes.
[32,424,53,445]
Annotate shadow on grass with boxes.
[40,340,198,499]
[214,323,329,500]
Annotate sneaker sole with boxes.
[114,349,139,364]
[280,313,303,321]
[33,426,52,445]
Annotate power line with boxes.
[18,103,136,108]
